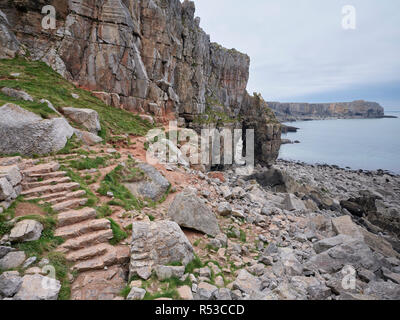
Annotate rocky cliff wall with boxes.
[0,0,281,167]
[268,100,385,122]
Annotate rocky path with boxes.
[20,161,130,300]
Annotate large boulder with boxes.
[0,104,74,156]
[62,107,101,134]
[0,251,26,270]
[0,271,22,297]
[0,177,15,201]
[129,221,194,278]
[13,274,61,300]
[73,129,103,146]
[0,165,22,187]
[305,238,380,274]
[9,219,44,243]
[167,189,220,236]
[124,163,170,202]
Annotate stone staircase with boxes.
[20,161,130,278]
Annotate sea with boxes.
[279,111,400,174]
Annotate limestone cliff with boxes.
[0,0,281,167]
[268,100,385,122]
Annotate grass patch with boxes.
[0,57,154,143]
[108,218,128,245]
[69,156,107,170]
[185,254,204,274]
[15,215,63,257]
[61,166,98,207]
[98,163,143,210]
[239,230,247,243]
[47,252,72,301]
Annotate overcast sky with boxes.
[194,0,400,109]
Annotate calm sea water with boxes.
[279,111,400,174]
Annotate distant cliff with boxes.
[268,100,385,122]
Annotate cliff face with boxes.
[0,0,281,167]
[268,100,385,122]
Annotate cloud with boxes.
[193,0,400,107]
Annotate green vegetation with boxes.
[96,204,112,219]
[97,162,144,210]
[108,218,128,245]
[15,215,63,257]
[47,252,73,300]
[0,91,57,119]
[61,166,99,207]
[184,254,204,274]
[69,156,107,170]
[193,95,238,125]
[0,57,153,142]
[239,230,247,243]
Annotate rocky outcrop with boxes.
[268,100,385,122]
[62,107,101,134]
[0,0,281,167]
[0,9,21,59]
[129,220,194,278]
[167,188,220,236]
[0,103,74,156]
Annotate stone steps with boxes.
[24,171,67,182]
[20,160,129,282]
[58,229,114,252]
[39,190,87,205]
[22,162,60,176]
[55,218,111,240]
[52,198,88,213]
[57,207,97,227]
[66,243,110,262]
[22,176,72,190]
[21,182,80,197]
[71,246,130,273]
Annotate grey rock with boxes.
[0,104,74,156]
[13,274,61,300]
[0,271,22,297]
[196,282,218,300]
[215,288,232,300]
[155,265,185,281]
[62,107,101,134]
[331,215,363,240]
[129,221,194,278]
[1,88,33,101]
[0,165,22,187]
[9,219,43,242]
[313,235,353,254]
[127,287,146,300]
[0,246,13,259]
[73,129,103,146]
[0,10,21,59]
[22,256,37,269]
[216,202,232,216]
[167,189,220,237]
[364,281,400,300]
[136,266,152,280]
[282,194,306,211]
[232,269,261,295]
[306,239,380,274]
[124,163,170,202]
[0,177,14,201]
[279,248,304,276]
[0,251,26,270]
